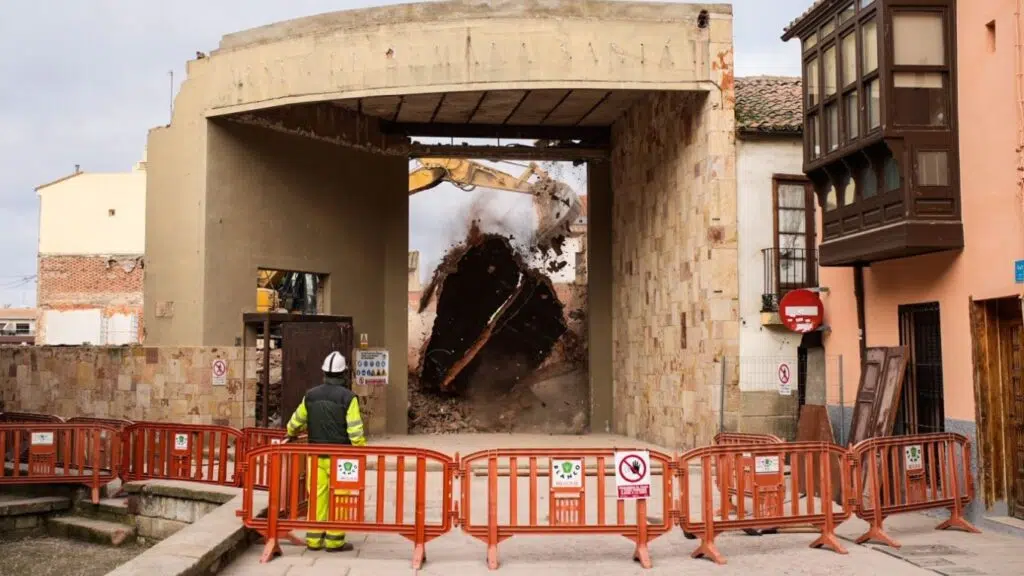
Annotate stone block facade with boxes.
[609,46,739,448]
[0,346,257,428]
[36,255,145,344]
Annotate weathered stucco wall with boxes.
[609,75,739,447]
[0,346,257,428]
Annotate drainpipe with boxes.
[853,265,867,366]
[1016,2,1024,318]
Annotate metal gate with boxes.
[281,321,354,422]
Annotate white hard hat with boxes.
[322,351,347,373]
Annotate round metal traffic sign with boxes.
[618,454,647,483]
[778,289,824,334]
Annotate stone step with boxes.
[47,515,136,547]
[0,495,71,517]
[76,496,132,524]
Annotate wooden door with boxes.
[281,321,354,424]
[848,346,909,447]
[850,348,885,446]
[1004,320,1024,520]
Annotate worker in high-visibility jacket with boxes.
[285,350,366,552]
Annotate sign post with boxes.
[778,289,825,334]
[614,450,651,499]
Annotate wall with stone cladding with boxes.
[609,87,740,446]
[36,255,145,344]
[0,346,256,428]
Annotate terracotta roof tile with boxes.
[782,0,833,39]
[735,76,803,135]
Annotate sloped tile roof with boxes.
[735,76,803,135]
[782,0,832,40]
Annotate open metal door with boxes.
[281,321,354,424]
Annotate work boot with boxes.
[325,542,354,553]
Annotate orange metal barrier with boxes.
[679,441,853,565]
[66,416,134,430]
[460,448,676,569]
[0,411,65,423]
[235,428,309,521]
[713,432,783,445]
[851,432,980,548]
[712,432,783,528]
[121,422,242,487]
[0,423,120,503]
[243,444,454,570]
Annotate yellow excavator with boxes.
[409,157,581,246]
[258,158,581,312]
[408,157,548,195]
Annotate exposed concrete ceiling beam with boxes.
[407,143,607,162]
[221,102,409,156]
[383,121,609,143]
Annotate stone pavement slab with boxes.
[221,525,935,576]
[837,512,1024,576]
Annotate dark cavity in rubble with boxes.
[417,229,567,396]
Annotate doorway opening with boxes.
[407,148,590,434]
[971,296,1024,518]
[896,302,945,435]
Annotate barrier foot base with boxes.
[855,525,901,549]
[91,487,100,505]
[810,531,848,555]
[632,543,652,569]
[285,532,304,547]
[260,538,282,563]
[936,515,981,534]
[487,545,499,570]
[412,543,426,570]
[691,540,726,565]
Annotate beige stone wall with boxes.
[609,43,739,447]
[0,346,257,428]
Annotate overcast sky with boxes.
[0,0,807,306]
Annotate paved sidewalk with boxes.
[836,512,1024,576]
[220,511,1022,576]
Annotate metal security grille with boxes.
[897,303,945,435]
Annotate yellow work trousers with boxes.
[306,456,346,549]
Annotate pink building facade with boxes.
[787,0,1024,523]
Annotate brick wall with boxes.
[609,86,740,448]
[36,255,145,343]
[0,346,257,428]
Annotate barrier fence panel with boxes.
[0,411,65,424]
[243,444,454,570]
[712,433,783,531]
[0,423,120,503]
[851,432,980,548]
[121,422,242,487]
[679,441,854,565]
[459,448,676,570]
[236,428,309,521]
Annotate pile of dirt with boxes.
[410,221,595,434]
[416,227,567,396]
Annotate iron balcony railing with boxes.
[761,247,819,313]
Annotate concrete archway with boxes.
[145,1,739,445]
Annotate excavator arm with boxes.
[408,158,546,196]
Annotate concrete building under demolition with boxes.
[7,1,745,448]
